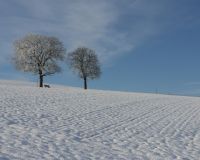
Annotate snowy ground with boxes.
[0,81,200,160]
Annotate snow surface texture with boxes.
[0,81,200,160]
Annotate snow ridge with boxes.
[0,81,200,159]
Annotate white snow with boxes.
[0,80,200,160]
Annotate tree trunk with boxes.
[39,74,43,88]
[84,77,87,90]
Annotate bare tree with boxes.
[67,47,101,89]
[13,34,66,87]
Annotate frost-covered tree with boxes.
[13,34,66,87]
[67,47,101,90]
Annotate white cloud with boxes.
[1,0,122,65]
[1,0,194,66]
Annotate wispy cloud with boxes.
[0,0,160,65]
[1,0,199,67]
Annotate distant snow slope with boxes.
[0,80,200,160]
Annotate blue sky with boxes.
[1,0,200,96]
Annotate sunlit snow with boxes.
[0,80,200,159]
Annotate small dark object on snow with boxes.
[44,84,50,88]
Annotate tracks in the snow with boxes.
[1,84,200,159]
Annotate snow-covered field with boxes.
[0,81,200,160]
